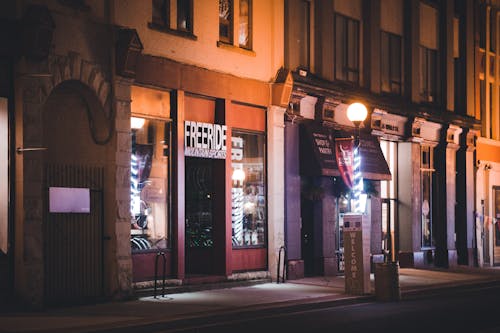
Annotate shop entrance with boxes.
[42,81,107,304]
[301,199,315,276]
[493,187,500,266]
[185,157,220,275]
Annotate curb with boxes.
[80,294,375,333]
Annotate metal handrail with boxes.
[277,246,286,284]
[154,251,167,298]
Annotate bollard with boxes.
[375,261,401,301]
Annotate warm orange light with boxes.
[131,117,145,129]
[347,102,368,124]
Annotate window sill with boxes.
[217,41,256,56]
[148,22,197,41]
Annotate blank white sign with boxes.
[49,187,90,213]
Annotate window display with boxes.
[130,117,171,252]
[231,130,266,247]
[420,145,434,248]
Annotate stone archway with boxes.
[17,52,132,306]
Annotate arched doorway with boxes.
[42,80,108,305]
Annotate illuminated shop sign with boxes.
[184,121,227,159]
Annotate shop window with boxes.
[381,31,402,95]
[494,187,500,246]
[336,194,350,273]
[0,98,7,256]
[231,130,266,247]
[380,140,398,260]
[420,145,434,249]
[130,117,171,252]
[335,13,359,84]
[219,0,233,44]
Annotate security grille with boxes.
[44,164,104,305]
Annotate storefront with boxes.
[283,88,392,279]
[130,57,270,283]
[476,138,500,267]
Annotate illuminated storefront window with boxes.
[421,145,434,248]
[130,117,171,252]
[231,130,266,247]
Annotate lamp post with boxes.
[346,103,400,301]
[342,102,371,295]
[346,102,368,213]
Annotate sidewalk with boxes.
[1,267,500,333]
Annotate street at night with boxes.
[2,3,500,333]
[141,284,500,333]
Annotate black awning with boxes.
[300,124,392,181]
[300,124,339,177]
[357,135,392,181]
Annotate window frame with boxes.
[238,0,252,49]
[419,46,439,103]
[334,13,360,84]
[420,145,435,249]
[149,0,196,39]
[219,0,234,44]
[380,31,403,95]
[230,128,267,249]
[130,116,173,253]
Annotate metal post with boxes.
[154,251,167,298]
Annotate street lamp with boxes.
[346,102,368,213]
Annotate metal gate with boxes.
[44,164,104,305]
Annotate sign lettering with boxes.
[185,121,227,159]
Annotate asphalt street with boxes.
[142,283,500,333]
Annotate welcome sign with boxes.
[185,121,227,159]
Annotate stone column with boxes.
[109,77,134,298]
[465,130,478,265]
[284,121,303,279]
[17,72,46,307]
[267,106,285,281]
[444,125,462,267]
[397,141,424,267]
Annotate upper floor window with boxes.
[152,0,169,27]
[419,3,439,103]
[177,0,193,32]
[284,0,310,70]
[335,13,359,84]
[420,46,438,103]
[219,0,233,44]
[490,8,496,53]
[151,0,193,35]
[238,0,252,49]
[381,31,402,95]
[219,0,252,50]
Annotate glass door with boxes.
[493,187,500,266]
[185,157,215,274]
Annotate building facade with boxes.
[475,0,500,267]
[2,0,285,307]
[282,0,480,278]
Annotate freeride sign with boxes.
[184,121,227,159]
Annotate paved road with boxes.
[127,283,500,333]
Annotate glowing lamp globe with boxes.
[346,102,368,125]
